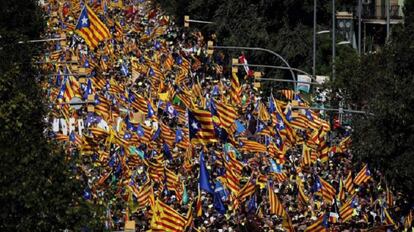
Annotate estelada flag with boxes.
[75,4,111,48]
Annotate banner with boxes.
[297,75,312,93]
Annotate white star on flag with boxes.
[191,122,199,130]
[82,17,88,25]
[277,121,284,128]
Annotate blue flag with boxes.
[247,195,257,213]
[123,132,132,140]
[199,152,214,194]
[270,159,283,173]
[55,70,62,87]
[214,180,229,201]
[166,102,178,117]
[175,129,183,143]
[213,192,226,214]
[121,63,129,76]
[147,102,155,118]
[268,95,276,114]
[235,120,246,135]
[83,78,93,100]
[148,67,155,77]
[154,40,161,50]
[256,120,266,133]
[137,124,144,137]
[214,123,228,143]
[211,85,219,96]
[209,98,218,116]
[312,176,322,193]
[152,127,160,141]
[69,131,76,142]
[83,188,92,200]
[188,110,202,140]
[163,143,172,160]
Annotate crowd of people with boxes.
[41,0,413,231]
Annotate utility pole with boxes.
[332,0,336,81]
[358,0,362,55]
[313,0,317,78]
[386,0,390,42]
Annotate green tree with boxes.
[0,0,104,230]
[156,0,333,75]
[333,1,414,201]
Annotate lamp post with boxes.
[209,44,297,89]
[17,37,66,44]
[232,63,314,81]
[337,41,351,46]
[184,16,214,27]
[358,0,362,55]
[313,29,330,80]
[313,0,317,78]
[332,0,336,82]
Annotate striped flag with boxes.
[339,198,355,222]
[230,72,241,105]
[258,102,271,122]
[386,186,393,207]
[136,181,153,209]
[235,178,256,209]
[75,5,111,48]
[404,210,412,229]
[219,161,241,195]
[305,214,329,232]
[272,172,288,183]
[344,171,355,195]
[240,139,267,153]
[268,183,285,216]
[337,178,345,202]
[165,169,183,202]
[160,121,176,146]
[301,143,313,166]
[196,188,202,217]
[384,207,396,227]
[57,74,81,103]
[353,164,371,186]
[319,177,336,203]
[188,108,217,145]
[296,177,309,206]
[150,199,189,232]
[213,100,238,129]
[280,89,295,100]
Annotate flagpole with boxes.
[18,37,66,44]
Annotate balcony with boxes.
[363,3,402,20]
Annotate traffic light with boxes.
[232,58,238,73]
[207,41,214,55]
[87,94,95,113]
[253,71,262,79]
[184,15,190,27]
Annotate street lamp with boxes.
[208,43,297,89]
[317,30,330,35]
[337,41,351,45]
[17,37,66,44]
[313,0,317,78]
[184,15,214,27]
[313,29,330,79]
[232,63,314,81]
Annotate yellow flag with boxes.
[158,92,169,101]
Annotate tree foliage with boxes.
[156,0,335,78]
[333,1,414,201]
[0,0,104,230]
